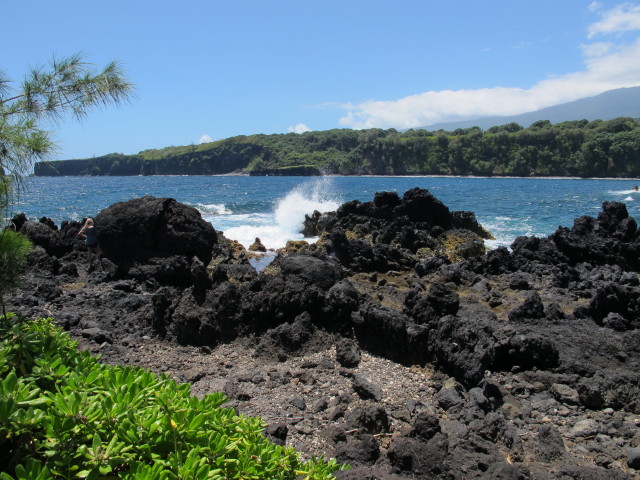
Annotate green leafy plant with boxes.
[0,314,346,479]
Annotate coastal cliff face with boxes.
[32,118,640,178]
[33,143,263,176]
[7,189,640,479]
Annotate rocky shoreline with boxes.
[7,188,640,479]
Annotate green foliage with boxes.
[0,314,345,479]
[0,177,11,226]
[0,232,33,316]
[0,53,134,185]
[35,117,640,178]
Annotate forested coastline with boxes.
[35,117,640,178]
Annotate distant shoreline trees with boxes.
[35,117,640,178]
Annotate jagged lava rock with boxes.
[303,187,491,273]
[8,191,640,480]
[94,196,218,268]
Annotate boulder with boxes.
[344,403,390,434]
[264,423,288,446]
[335,435,380,465]
[18,220,81,258]
[549,202,640,271]
[628,447,640,470]
[536,424,565,462]
[508,291,546,322]
[253,312,316,361]
[278,254,343,291]
[351,374,382,402]
[94,196,217,269]
[395,187,454,227]
[335,337,361,368]
[387,435,448,477]
[404,282,460,324]
[411,411,441,440]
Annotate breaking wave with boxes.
[222,177,342,249]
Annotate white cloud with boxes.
[338,3,640,130]
[589,2,603,14]
[588,2,640,37]
[287,123,311,134]
[198,134,212,144]
[581,41,615,57]
[511,41,536,50]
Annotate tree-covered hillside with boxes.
[34,117,640,178]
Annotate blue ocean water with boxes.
[13,176,640,250]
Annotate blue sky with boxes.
[3,1,640,160]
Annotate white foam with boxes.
[275,193,340,235]
[193,203,233,215]
[484,238,511,250]
[609,189,639,195]
[223,224,297,250]
[223,178,342,249]
[479,215,544,251]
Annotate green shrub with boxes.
[0,231,33,316]
[0,314,346,479]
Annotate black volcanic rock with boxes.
[9,190,640,480]
[394,187,454,227]
[387,434,448,477]
[303,187,490,272]
[550,201,640,270]
[404,283,460,324]
[344,403,390,434]
[586,283,640,330]
[17,218,84,258]
[335,435,380,466]
[508,291,546,322]
[335,337,361,368]
[278,254,343,291]
[94,196,218,269]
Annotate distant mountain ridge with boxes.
[418,86,640,132]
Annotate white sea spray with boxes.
[223,178,341,250]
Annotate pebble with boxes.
[289,396,306,411]
[568,419,600,438]
[550,383,580,405]
[296,423,314,435]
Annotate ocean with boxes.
[14,176,640,250]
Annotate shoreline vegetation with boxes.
[0,314,344,479]
[35,117,640,179]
